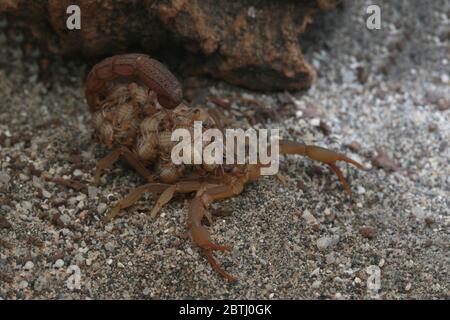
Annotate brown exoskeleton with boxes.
[85,54,364,282]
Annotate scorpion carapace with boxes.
[85,53,364,282]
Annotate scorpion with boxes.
[85,53,364,282]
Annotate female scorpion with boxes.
[85,54,364,282]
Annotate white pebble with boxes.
[310,267,321,277]
[302,209,319,227]
[42,189,52,199]
[310,118,320,126]
[23,261,34,270]
[143,287,151,295]
[53,259,64,268]
[357,186,366,194]
[88,186,98,199]
[73,169,83,177]
[0,171,10,185]
[97,203,108,215]
[316,235,340,251]
[311,280,321,289]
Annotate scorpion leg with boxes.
[104,183,170,223]
[279,139,364,196]
[188,180,246,282]
[150,182,219,220]
[107,180,219,222]
[94,147,153,186]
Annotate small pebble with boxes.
[359,227,377,239]
[23,261,34,270]
[357,186,366,194]
[0,171,11,185]
[97,203,108,215]
[143,287,151,295]
[53,259,64,268]
[59,214,71,225]
[42,189,52,198]
[33,276,48,291]
[316,235,340,251]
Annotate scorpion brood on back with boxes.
[85,53,365,282]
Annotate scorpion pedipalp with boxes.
[278,140,365,197]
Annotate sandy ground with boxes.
[0,0,448,299]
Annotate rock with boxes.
[42,189,52,199]
[18,280,28,289]
[1,0,341,91]
[310,267,321,277]
[97,203,108,215]
[33,276,48,291]
[104,241,116,252]
[23,261,34,270]
[0,171,10,186]
[59,214,71,225]
[302,209,320,230]
[437,98,449,111]
[53,259,64,268]
[21,201,33,211]
[359,227,377,239]
[73,169,83,177]
[316,235,340,251]
[346,141,361,152]
[357,186,366,194]
[325,253,336,264]
[88,186,98,199]
[143,287,151,296]
[373,151,400,172]
[0,216,11,229]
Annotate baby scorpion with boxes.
[85,53,365,282]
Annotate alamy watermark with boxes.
[366,5,381,30]
[66,265,81,290]
[170,121,280,175]
[366,265,381,293]
[65,4,381,31]
[66,5,81,30]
